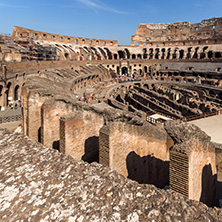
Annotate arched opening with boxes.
[172,49,178,59]
[0,85,3,108]
[114,54,118,60]
[104,48,112,60]
[118,51,125,59]
[144,66,148,73]
[155,49,159,59]
[208,51,213,59]
[200,52,205,59]
[193,47,199,59]
[125,48,130,59]
[161,48,165,59]
[215,52,221,58]
[186,48,192,59]
[14,85,20,101]
[135,42,139,46]
[63,52,69,59]
[132,54,136,60]
[121,67,128,75]
[137,54,142,59]
[6,82,12,106]
[166,49,171,59]
[117,66,120,75]
[179,50,184,59]
[143,48,147,59]
[98,47,107,59]
[149,49,153,59]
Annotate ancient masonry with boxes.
[0,17,222,219]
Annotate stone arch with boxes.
[135,42,139,46]
[104,48,112,60]
[166,48,171,59]
[14,85,20,101]
[155,49,160,59]
[179,49,184,59]
[172,48,178,59]
[186,47,192,59]
[121,67,128,75]
[64,53,69,59]
[118,51,125,59]
[208,51,213,59]
[124,48,130,59]
[0,85,3,108]
[137,54,142,59]
[193,47,199,59]
[132,54,136,60]
[215,52,221,58]
[149,49,154,59]
[6,82,13,105]
[91,47,101,60]
[161,48,165,59]
[98,47,107,59]
[143,48,148,59]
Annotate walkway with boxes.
[190,114,222,145]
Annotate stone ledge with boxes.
[0,129,221,221]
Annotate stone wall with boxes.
[165,121,217,207]
[12,26,118,47]
[101,121,171,188]
[0,128,221,221]
[60,109,104,163]
[132,17,222,45]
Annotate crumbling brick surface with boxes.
[0,128,221,221]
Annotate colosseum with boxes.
[0,17,222,220]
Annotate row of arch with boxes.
[0,83,21,109]
[48,43,222,61]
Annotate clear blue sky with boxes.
[0,0,221,45]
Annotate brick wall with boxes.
[100,121,170,188]
[60,110,104,162]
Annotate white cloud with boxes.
[76,0,127,14]
[0,3,28,8]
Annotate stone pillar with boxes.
[26,90,50,141]
[99,125,110,167]
[166,121,217,207]
[41,100,72,149]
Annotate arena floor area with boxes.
[190,114,222,144]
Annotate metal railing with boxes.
[0,115,22,124]
[146,116,162,125]
[182,110,222,122]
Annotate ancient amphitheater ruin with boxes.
[0,17,222,220]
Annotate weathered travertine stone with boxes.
[0,129,221,221]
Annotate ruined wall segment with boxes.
[0,128,221,221]
[12,26,118,47]
[131,17,222,46]
[99,120,171,188]
[60,108,104,163]
[165,121,217,207]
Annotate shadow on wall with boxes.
[126,151,169,189]
[53,140,60,152]
[216,161,222,207]
[82,136,99,163]
[200,164,217,207]
[38,127,41,143]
